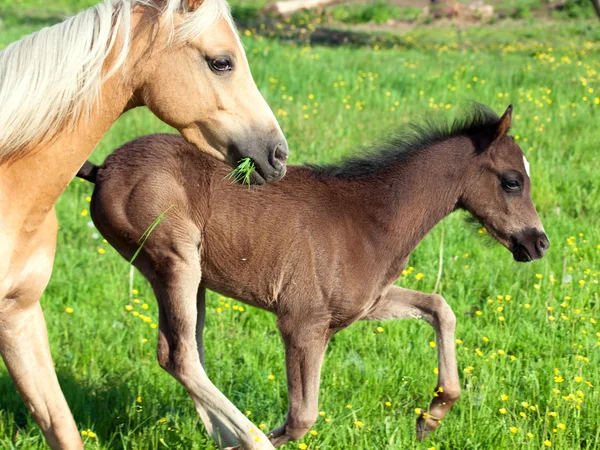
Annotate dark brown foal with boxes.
[78,105,549,449]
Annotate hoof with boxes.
[416,413,441,441]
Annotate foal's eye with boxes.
[502,179,520,192]
[209,58,233,72]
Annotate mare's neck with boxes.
[0,14,149,230]
[2,73,132,231]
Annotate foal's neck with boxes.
[354,136,472,260]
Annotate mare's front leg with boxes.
[268,317,331,448]
[0,209,83,449]
[140,249,273,450]
[362,286,460,441]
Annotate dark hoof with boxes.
[416,413,439,441]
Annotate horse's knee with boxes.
[430,294,456,329]
[0,274,52,319]
[286,412,318,441]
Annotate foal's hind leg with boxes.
[140,252,273,450]
[362,286,460,441]
[267,318,331,447]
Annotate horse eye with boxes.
[210,58,232,72]
[502,179,520,192]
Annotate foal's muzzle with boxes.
[511,229,550,262]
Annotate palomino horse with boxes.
[78,105,549,447]
[0,1,287,449]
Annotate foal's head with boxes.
[460,106,549,262]
[136,0,287,183]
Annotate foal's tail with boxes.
[76,161,99,184]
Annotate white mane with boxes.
[0,0,233,158]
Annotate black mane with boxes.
[307,103,500,179]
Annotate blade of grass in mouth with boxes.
[224,157,255,187]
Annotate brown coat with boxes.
[81,105,549,448]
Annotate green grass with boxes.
[329,1,411,25]
[1,7,600,450]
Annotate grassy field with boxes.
[2,3,600,450]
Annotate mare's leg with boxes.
[362,286,460,441]
[196,287,206,368]
[268,318,331,448]
[0,210,83,449]
[139,250,273,450]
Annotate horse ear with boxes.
[187,0,204,11]
[479,105,512,154]
[493,105,512,142]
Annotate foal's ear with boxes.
[493,105,512,142]
[187,0,205,11]
[480,105,512,153]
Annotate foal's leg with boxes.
[362,286,460,441]
[268,318,331,448]
[0,211,83,449]
[144,255,273,450]
[196,287,206,368]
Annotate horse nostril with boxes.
[274,143,288,163]
[537,235,550,255]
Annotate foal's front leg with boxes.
[196,287,206,368]
[362,286,460,441]
[267,318,331,448]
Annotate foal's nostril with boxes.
[536,234,550,255]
